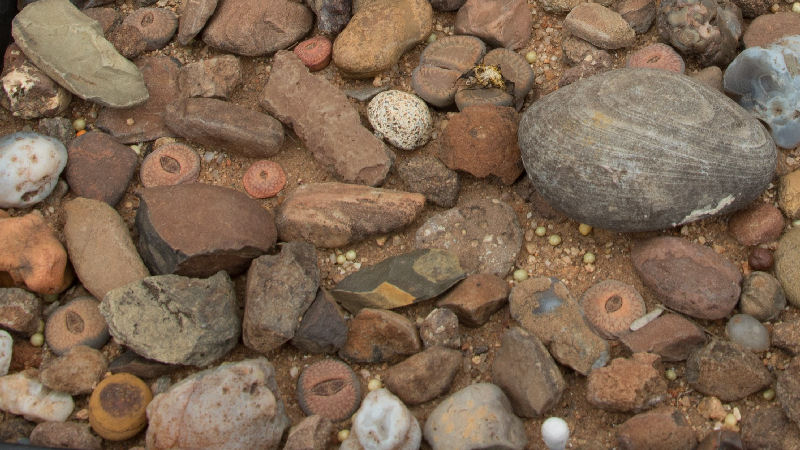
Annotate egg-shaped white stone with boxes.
[368,90,432,151]
[0,132,67,208]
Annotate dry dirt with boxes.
[2,0,800,448]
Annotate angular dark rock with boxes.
[438,273,508,327]
[176,0,218,45]
[685,339,773,401]
[0,288,41,335]
[65,131,138,206]
[396,154,460,208]
[620,313,706,361]
[586,353,667,412]
[291,289,348,354]
[305,0,351,34]
[178,55,241,99]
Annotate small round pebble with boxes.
[242,160,286,199]
[548,234,562,246]
[665,368,677,381]
[726,314,770,352]
[427,33,437,43]
[89,373,152,441]
[367,378,382,391]
[526,51,537,63]
[583,252,596,264]
[367,90,432,150]
[541,417,569,450]
[72,118,86,131]
[724,413,738,428]
[45,297,109,356]
[513,269,529,281]
[338,429,350,442]
[794,1,800,13]
[0,132,68,208]
[336,254,347,265]
[626,43,685,73]
[293,36,332,72]
[29,333,44,347]
[749,247,774,271]
[763,388,776,400]
[578,223,592,235]
[535,226,547,236]
[297,359,362,422]
[345,250,357,261]
[580,279,646,339]
[140,143,200,188]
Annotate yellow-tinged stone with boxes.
[89,373,152,441]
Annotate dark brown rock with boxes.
[739,271,786,321]
[587,353,667,412]
[396,154,460,208]
[620,313,706,361]
[283,415,334,450]
[430,0,466,10]
[260,51,393,186]
[384,346,461,405]
[176,0,218,45]
[37,117,76,147]
[749,247,774,271]
[339,308,421,364]
[83,7,121,35]
[108,23,147,59]
[454,0,531,50]
[696,430,743,450]
[39,345,107,395]
[616,407,697,450]
[30,422,101,450]
[615,0,656,33]
[773,319,800,355]
[732,0,771,17]
[123,7,177,51]
[9,340,43,372]
[632,237,742,320]
[0,288,41,335]
[291,289,348,354]
[741,404,800,449]
[164,97,284,158]
[438,273,509,327]
[135,183,276,277]
[743,12,800,48]
[95,56,181,144]
[108,350,174,379]
[728,202,785,246]
[178,55,242,99]
[65,131,138,206]
[0,417,35,444]
[685,339,773,402]
[777,356,800,428]
[491,327,564,418]
[419,308,461,349]
[276,182,425,248]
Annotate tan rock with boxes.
[779,169,800,219]
[454,0,532,50]
[564,2,636,49]
[0,211,68,294]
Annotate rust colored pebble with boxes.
[749,247,774,271]
[44,297,109,356]
[89,373,152,441]
[580,279,646,340]
[297,359,362,422]
[140,143,201,188]
[242,160,286,198]
[626,43,685,74]
[294,36,332,72]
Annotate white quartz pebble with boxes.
[0,132,67,208]
[0,372,73,422]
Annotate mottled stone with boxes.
[616,0,656,34]
[419,308,460,349]
[30,422,101,450]
[0,132,68,209]
[741,404,800,450]
[384,346,461,405]
[454,0,531,50]
[178,55,241,99]
[587,353,667,412]
[292,289,348,354]
[685,339,773,401]
[438,273,509,327]
[65,132,138,206]
[176,0,217,45]
[565,3,635,49]
[775,225,800,307]
[284,415,333,450]
[339,308,421,364]
[773,320,800,355]
[777,356,800,428]
[728,202,785,246]
[305,0,351,34]
[39,345,107,395]
[0,372,73,422]
[396,154,460,208]
[743,12,800,48]
[620,313,706,361]
[739,271,786,321]
[0,58,70,120]
[0,288,40,335]
[617,407,697,450]
[0,211,68,294]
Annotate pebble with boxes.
[565,3,635,49]
[176,0,217,44]
[454,0,531,50]
[773,319,800,355]
[339,308,421,364]
[341,388,421,450]
[0,371,73,422]
[0,132,67,208]
[0,331,11,376]
[775,226,800,307]
[367,90,432,151]
[122,7,177,51]
[626,43,685,73]
[741,404,800,449]
[284,415,334,450]
[140,142,201,187]
[37,117,76,146]
[743,12,800,48]
[686,339,773,401]
[728,202,785,245]
[29,422,101,450]
[749,247,774,271]
[45,297,109,356]
[779,170,800,218]
[178,55,242,99]
[10,340,43,372]
[242,160,286,198]
[39,345,108,395]
[587,353,667,412]
[579,279,646,340]
[739,271,786,321]
[438,273,509,327]
[384,346,461,405]
[65,131,138,205]
[690,65,724,92]
[291,289,348,354]
[620,313,706,361]
[616,407,697,449]
[419,308,461,349]
[293,36,332,72]
[305,0,351,34]
[776,356,800,428]
[0,288,41,335]
[297,359,361,422]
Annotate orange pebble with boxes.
[76,130,87,137]
[89,373,152,441]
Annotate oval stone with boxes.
[518,68,776,232]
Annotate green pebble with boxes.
[665,368,677,381]
[336,254,347,265]
[42,294,58,303]
[535,226,547,237]
[794,219,800,227]
[30,333,44,347]
[345,250,357,261]
[427,33,437,43]
[525,51,537,64]
[583,252,596,264]
[72,118,86,131]
[35,319,45,334]
[548,234,562,246]
[763,388,776,401]
[513,269,529,282]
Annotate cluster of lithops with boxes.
[656,0,743,66]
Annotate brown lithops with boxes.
[580,280,646,339]
[123,7,178,52]
[45,297,110,356]
[140,142,201,188]
[242,160,287,198]
[297,359,361,422]
[626,43,685,73]
[88,373,152,441]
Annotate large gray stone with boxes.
[11,0,148,107]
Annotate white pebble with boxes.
[367,90,432,150]
[541,417,569,450]
[0,372,73,422]
[0,132,67,208]
[346,389,421,450]
[0,331,11,376]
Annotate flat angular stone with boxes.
[620,313,706,361]
[565,3,636,49]
[100,271,240,366]
[396,154,460,208]
[177,0,218,45]
[65,131,138,205]
[165,97,284,158]
[178,55,241,99]
[617,407,697,450]
[454,0,532,50]
[438,273,509,327]
[587,353,667,412]
[331,248,465,313]
[260,51,393,186]
[384,346,461,405]
[276,182,425,248]
[135,183,276,277]
[243,242,320,354]
[291,289,348,354]
[0,288,41,335]
[685,339,773,402]
[11,0,148,107]
[339,308,421,364]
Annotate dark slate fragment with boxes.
[291,289,348,354]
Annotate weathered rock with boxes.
[203,0,312,56]
[178,55,241,99]
[39,345,107,395]
[276,182,424,248]
[164,97,284,158]
[777,356,800,428]
[176,0,217,45]
[0,288,41,335]
[95,56,181,144]
[773,319,800,355]
[146,358,289,449]
[415,198,523,277]
[37,117,76,147]
[424,383,528,450]
[616,0,656,34]
[45,297,109,356]
[331,249,464,313]
[396,154,460,208]
[0,372,73,422]
[492,327,564,418]
[430,0,465,10]
[339,308,421,364]
[109,350,173,380]
[419,308,460,349]
[776,222,800,307]
[779,170,800,218]
[741,404,800,450]
[620,313,706,361]
[587,353,667,412]
[333,0,432,78]
[82,7,121,35]
[539,0,580,13]
[11,0,148,107]
[0,417,36,445]
[732,0,770,17]
[632,236,742,320]
[454,0,531,50]
[657,0,743,66]
[135,183,276,277]
[367,90,432,150]
[100,272,240,366]
[243,242,319,354]
[341,389,421,450]
[565,3,635,49]
[696,429,743,450]
[0,331,11,376]
[260,51,393,186]
[616,407,697,450]
[30,422,101,450]
[0,211,68,294]
[509,277,609,375]
[558,56,614,87]
[519,69,776,232]
[291,289,348,354]
[284,415,333,450]
[123,7,177,51]
[685,339,773,401]
[384,346,461,405]
[108,22,147,59]
[305,0,351,34]
[64,132,138,205]
[743,12,800,48]
[0,58,70,120]
[728,202,785,246]
[0,132,68,209]
[438,273,508,327]
[739,271,786,321]
[690,66,724,92]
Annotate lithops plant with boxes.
[724,35,800,149]
[656,0,743,66]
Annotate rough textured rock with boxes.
[291,289,348,354]
[0,288,41,335]
[616,0,656,34]
[100,272,241,366]
[743,12,800,48]
[565,3,636,49]
[164,97,284,158]
[491,327,564,418]
[419,308,461,349]
[773,319,800,355]
[424,383,528,450]
[0,331,11,376]
[178,55,241,99]
[109,350,173,380]
[739,271,786,321]
[741,404,800,449]
[0,211,68,294]
[775,226,800,307]
[339,308,421,364]
[11,0,148,107]
[586,353,667,412]
[777,356,800,428]
[657,0,743,66]
[454,0,531,50]
[396,153,460,208]
[0,372,73,422]
[284,415,333,450]
[732,0,770,17]
[780,170,800,218]
[333,0,432,78]
[305,0,351,34]
[135,183,276,277]
[438,273,509,327]
[202,0,313,56]
[728,202,784,246]
[276,182,425,248]
[620,313,706,361]
[39,345,107,395]
[176,0,218,44]
[260,51,393,186]
[384,346,461,405]
[64,131,138,205]
[29,422,101,450]
[632,236,742,320]
[519,69,776,232]
[146,358,290,449]
[331,249,464,313]
[0,58,70,119]
[616,407,697,450]
[243,242,319,354]
[685,339,773,401]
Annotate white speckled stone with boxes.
[367,90,432,150]
[0,132,67,208]
[0,372,74,422]
[0,331,11,376]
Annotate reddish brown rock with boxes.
[632,236,742,320]
[284,415,333,450]
[741,404,800,449]
[749,247,774,270]
[696,429,743,450]
[9,340,42,372]
[777,356,800,428]
[276,182,425,248]
[39,345,108,395]
[108,23,147,59]
[0,211,68,294]
[384,346,461,405]
[728,202,785,245]
[743,12,800,48]
[437,273,508,327]
[617,407,697,450]
[773,320,800,355]
[587,353,667,412]
[454,0,531,50]
[0,288,41,335]
[440,105,523,185]
[30,422,102,450]
[686,339,773,402]
[419,308,460,349]
[176,0,218,45]
[339,308,421,364]
[65,131,138,206]
[83,7,120,35]
[621,313,706,361]
[260,51,393,186]
[178,55,242,99]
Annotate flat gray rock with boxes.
[12,0,148,108]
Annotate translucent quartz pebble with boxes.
[341,388,421,450]
[725,313,770,352]
[724,35,800,148]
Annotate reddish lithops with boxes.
[294,36,333,72]
[580,280,646,339]
[626,43,685,74]
[242,160,287,198]
[297,359,361,422]
[140,143,201,188]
